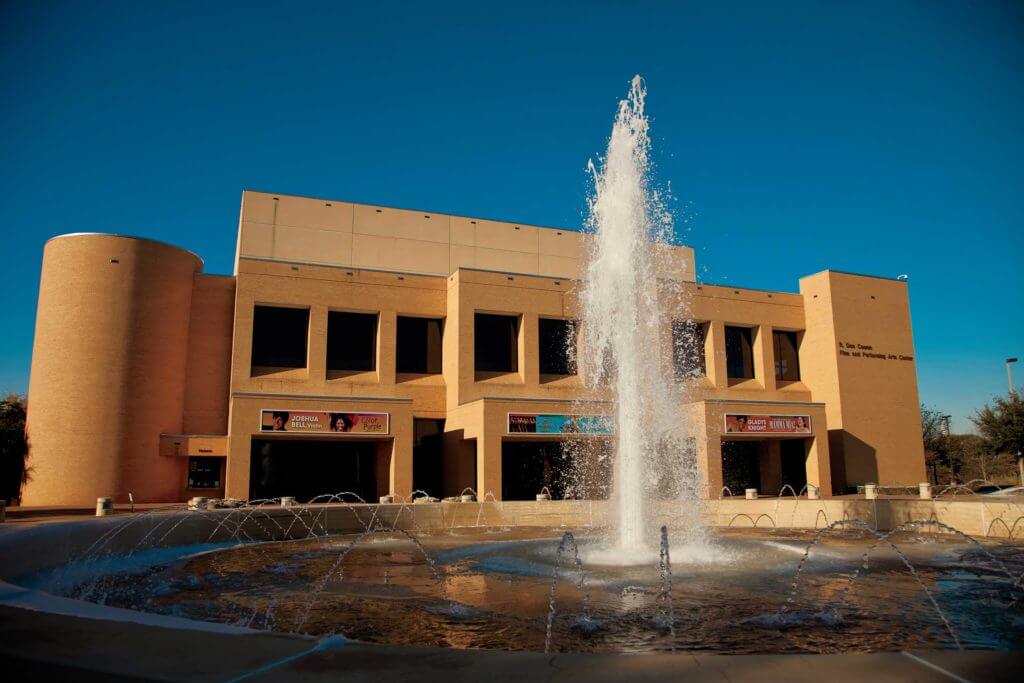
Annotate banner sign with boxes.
[260,410,390,435]
[724,414,811,435]
[507,413,613,435]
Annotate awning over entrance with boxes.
[159,434,228,457]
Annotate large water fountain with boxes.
[576,75,704,557]
[4,78,1024,664]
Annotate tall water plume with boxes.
[576,76,706,555]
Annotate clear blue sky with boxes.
[2,1,1021,431]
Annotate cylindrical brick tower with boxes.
[22,234,202,506]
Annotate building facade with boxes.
[22,191,927,506]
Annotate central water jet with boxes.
[577,76,705,555]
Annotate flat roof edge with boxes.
[456,266,576,281]
[238,256,448,279]
[46,232,205,268]
[232,392,414,403]
[799,269,906,284]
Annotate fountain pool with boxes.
[23,524,1023,655]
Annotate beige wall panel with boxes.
[538,229,583,258]
[472,219,539,253]
[450,217,477,246]
[538,254,578,278]
[238,221,274,259]
[351,234,449,274]
[240,191,277,225]
[273,195,353,231]
[272,226,353,265]
[449,244,477,272]
[473,247,539,274]
[354,204,450,243]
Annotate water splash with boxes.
[577,75,704,555]
[544,531,591,652]
[657,525,677,650]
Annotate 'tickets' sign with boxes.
[724,414,811,435]
[260,410,390,435]
[507,413,613,435]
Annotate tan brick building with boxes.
[22,191,927,506]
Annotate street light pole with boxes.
[1008,358,1021,486]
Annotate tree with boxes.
[944,433,1014,484]
[921,405,952,484]
[972,394,1024,487]
[0,394,28,505]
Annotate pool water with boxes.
[53,527,1024,654]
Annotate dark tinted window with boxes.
[773,330,801,381]
[327,311,377,372]
[475,313,519,373]
[187,457,221,489]
[396,317,443,374]
[672,320,707,379]
[539,318,577,376]
[251,305,309,368]
[725,325,755,380]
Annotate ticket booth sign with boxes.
[724,414,811,435]
[260,410,390,435]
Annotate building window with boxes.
[671,320,707,379]
[188,457,221,489]
[251,305,309,368]
[539,318,577,376]
[475,313,519,373]
[327,311,377,372]
[412,418,445,498]
[773,330,801,381]
[396,317,443,374]
[725,325,755,380]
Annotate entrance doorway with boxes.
[412,418,445,499]
[780,439,808,493]
[721,440,760,493]
[249,438,386,503]
[501,440,611,501]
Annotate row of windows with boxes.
[251,306,576,376]
[252,306,445,374]
[473,314,577,375]
[251,305,800,382]
[671,322,801,382]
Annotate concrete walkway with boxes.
[1,605,1020,682]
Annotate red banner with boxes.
[260,410,389,435]
[724,414,811,435]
